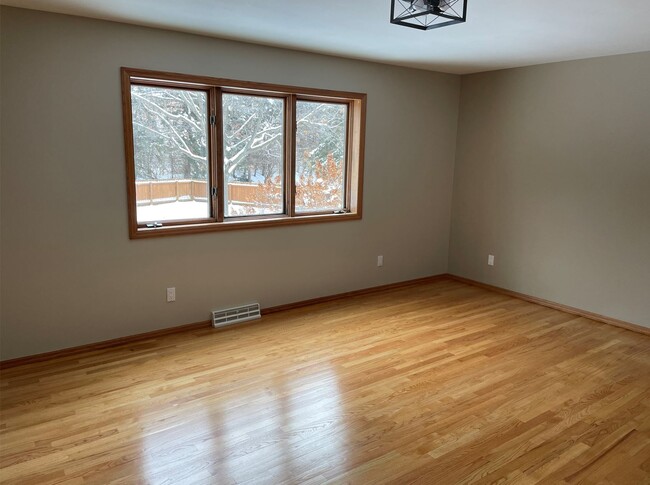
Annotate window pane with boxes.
[295,101,348,213]
[222,94,285,217]
[131,85,210,223]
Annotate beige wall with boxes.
[0,8,460,359]
[2,8,648,361]
[449,52,650,328]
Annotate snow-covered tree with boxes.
[132,86,348,212]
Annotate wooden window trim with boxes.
[287,94,297,217]
[121,67,366,239]
[212,87,223,222]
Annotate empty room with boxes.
[1,0,649,483]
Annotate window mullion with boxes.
[213,87,225,223]
[287,94,297,217]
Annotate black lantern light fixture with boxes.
[391,0,468,31]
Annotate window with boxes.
[222,93,285,217]
[122,68,366,238]
[131,85,211,224]
[295,101,348,214]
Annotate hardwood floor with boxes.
[1,278,649,484]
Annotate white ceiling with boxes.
[3,0,650,74]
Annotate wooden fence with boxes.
[135,180,277,205]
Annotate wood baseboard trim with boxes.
[0,274,447,370]
[447,274,650,337]
[262,275,447,315]
[0,320,211,370]
[4,273,643,369]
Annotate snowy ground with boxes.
[137,201,209,222]
[136,200,279,222]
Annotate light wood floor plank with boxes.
[1,279,649,484]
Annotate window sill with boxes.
[130,211,361,239]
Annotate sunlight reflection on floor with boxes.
[140,362,347,483]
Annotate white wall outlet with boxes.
[488,254,495,266]
[377,255,384,267]
[166,287,176,302]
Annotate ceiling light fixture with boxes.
[390,0,468,31]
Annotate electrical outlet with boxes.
[377,255,384,267]
[166,287,176,302]
[488,255,495,266]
